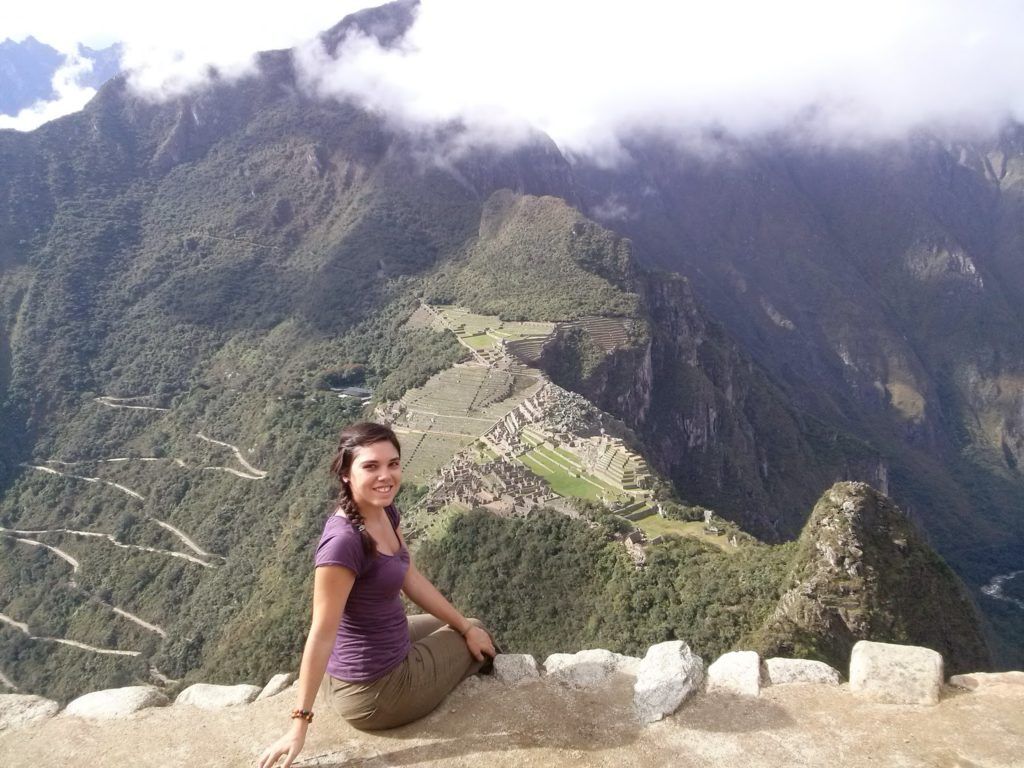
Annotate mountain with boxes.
[0,1,1017,701]
[750,482,990,672]
[573,134,1024,551]
[417,482,989,674]
[76,43,123,90]
[0,36,122,116]
[567,133,1024,662]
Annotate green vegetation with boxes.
[518,452,604,500]
[1,23,1020,702]
[0,85,484,700]
[635,516,737,553]
[439,191,640,322]
[418,508,794,661]
[749,483,992,674]
[461,333,496,350]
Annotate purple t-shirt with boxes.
[314,505,411,682]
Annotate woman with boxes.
[258,422,496,768]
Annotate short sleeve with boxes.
[315,520,364,574]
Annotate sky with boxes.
[3,0,1024,156]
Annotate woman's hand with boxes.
[257,720,306,768]
[464,625,496,662]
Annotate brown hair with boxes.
[329,422,402,556]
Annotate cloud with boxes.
[296,0,1024,157]
[0,54,97,131]
[2,1,371,105]
[115,2,372,101]
[6,0,1024,150]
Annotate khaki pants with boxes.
[319,614,486,730]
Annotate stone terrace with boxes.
[379,362,546,483]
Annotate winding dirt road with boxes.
[94,396,169,413]
[195,433,267,479]
[2,532,169,638]
[0,527,213,568]
[0,613,140,657]
[23,465,146,501]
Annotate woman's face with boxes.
[344,440,402,512]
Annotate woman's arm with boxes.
[402,558,495,661]
[258,565,354,768]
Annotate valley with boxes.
[382,303,714,555]
[0,1,1020,700]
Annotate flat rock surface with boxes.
[0,695,60,730]
[764,658,841,686]
[3,679,1023,767]
[176,683,260,709]
[949,671,1024,690]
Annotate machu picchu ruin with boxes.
[382,304,721,553]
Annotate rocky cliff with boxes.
[539,268,884,540]
[751,482,991,673]
[2,642,1022,768]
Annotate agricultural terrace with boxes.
[428,305,554,352]
[516,441,630,503]
[634,515,738,554]
[392,363,546,482]
[520,427,646,497]
[561,316,632,352]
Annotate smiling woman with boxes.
[259,421,496,768]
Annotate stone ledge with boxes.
[849,641,943,706]
[175,683,260,710]
[64,686,169,719]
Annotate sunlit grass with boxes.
[518,451,605,500]
[635,516,737,553]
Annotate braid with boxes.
[338,479,377,556]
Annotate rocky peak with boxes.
[751,482,991,673]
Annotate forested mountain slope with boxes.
[571,135,1024,661]
[0,2,1017,701]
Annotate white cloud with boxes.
[2,1,371,109]
[297,0,1024,155]
[5,0,1024,149]
[115,2,372,101]
[0,54,97,131]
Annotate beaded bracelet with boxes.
[290,708,314,723]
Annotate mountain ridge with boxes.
[0,1,1019,704]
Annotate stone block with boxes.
[633,641,704,724]
[257,673,294,700]
[175,683,260,710]
[494,654,540,684]
[849,641,943,705]
[614,653,642,676]
[949,671,1024,690]
[763,658,841,686]
[707,651,761,697]
[64,686,169,719]
[544,649,622,688]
